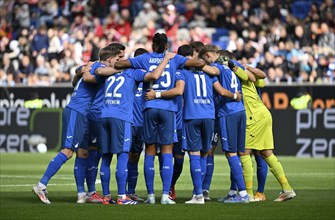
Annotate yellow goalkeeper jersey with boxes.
[242,79,271,126]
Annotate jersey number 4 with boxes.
[230,72,238,92]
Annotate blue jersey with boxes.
[211,62,245,117]
[177,69,217,120]
[129,52,188,112]
[89,62,108,117]
[101,68,146,123]
[133,82,144,127]
[176,95,183,130]
[67,62,106,116]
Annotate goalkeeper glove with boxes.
[227,60,236,70]
[215,56,228,65]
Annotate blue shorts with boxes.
[182,119,214,153]
[100,118,132,154]
[130,126,144,153]
[211,118,221,147]
[143,108,176,145]
[61,107,88,151]
[173,129,184,156]
[80,113,101,149]
[219,111,246,153]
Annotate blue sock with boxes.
[228,156,246,191]
[74,157,87,193]
[200,156,207,183]
[100,154,112,196]
[116,153,128,195]
[202,155,214,191]
[127,160,138,194]
[230,170,237,191]
[161,153,173,194]
[40,152,68,185]
[171,158,184,186]
[86,150,98,193]
[158,154,163,182]
[255,154,268,193]
[144,154,155,194]
[190,155,202,195]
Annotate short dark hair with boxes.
[198,44,219,60]
[189,41,205,53]
[152,33,168,53]
[107,42,126,51]
[218,50,236,60]
[177,45,194,57]
[134,48,148,57]
[98,46,121,61]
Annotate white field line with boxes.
[0,174,101,187]
[0,175,74,179]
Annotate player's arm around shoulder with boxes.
[114,59,132,70]
[243,64,266,79]
[213,81,242,101]
[95,66,121,76]
[144,52,176,81]
[230,61,248,82]
[145,79,185,100]
[202,64,220,76]
[184,58,206,70]
[243,64,266,88]
[72,62,93,86]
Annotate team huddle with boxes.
[32,33,296,205]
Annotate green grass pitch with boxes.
[0,153,334,220]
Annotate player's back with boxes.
[180,69,216,120]
[101,68,145,123]
[89,62,108,117]
[67,62,105,116]
[176,95,183,130]
[242,80,270,125]
[212,63,244,117]
[129,52,188,112]
[133,82,144,127]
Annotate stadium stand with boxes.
[0,0,334,86]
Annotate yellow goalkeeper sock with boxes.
[240,155,254,196]
[264,154,292,191]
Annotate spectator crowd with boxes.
[0,0,334,86]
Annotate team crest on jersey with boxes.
[135,87,143,97]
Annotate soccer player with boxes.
[126,48,148,202]
[114,33,205,204]
[99,49,176,205]
[167,91,184,200]
[202,99,220,201]
[72,43,126,203]
[146,45,241,204]
[189,41,217,201]
[198,44,249,203]
[224,51,295,202]
[219,50,269,202]
[190,41,217,201]
[189,41,205,58]
[72,43,126,204]
[168,41,207,201]
[32,46,121,204]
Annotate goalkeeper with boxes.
[218,51,296,202]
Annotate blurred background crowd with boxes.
[0,0,334,86]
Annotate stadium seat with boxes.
[213,40,228,50]
[291,1,311,19]
[212,28,229,42]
